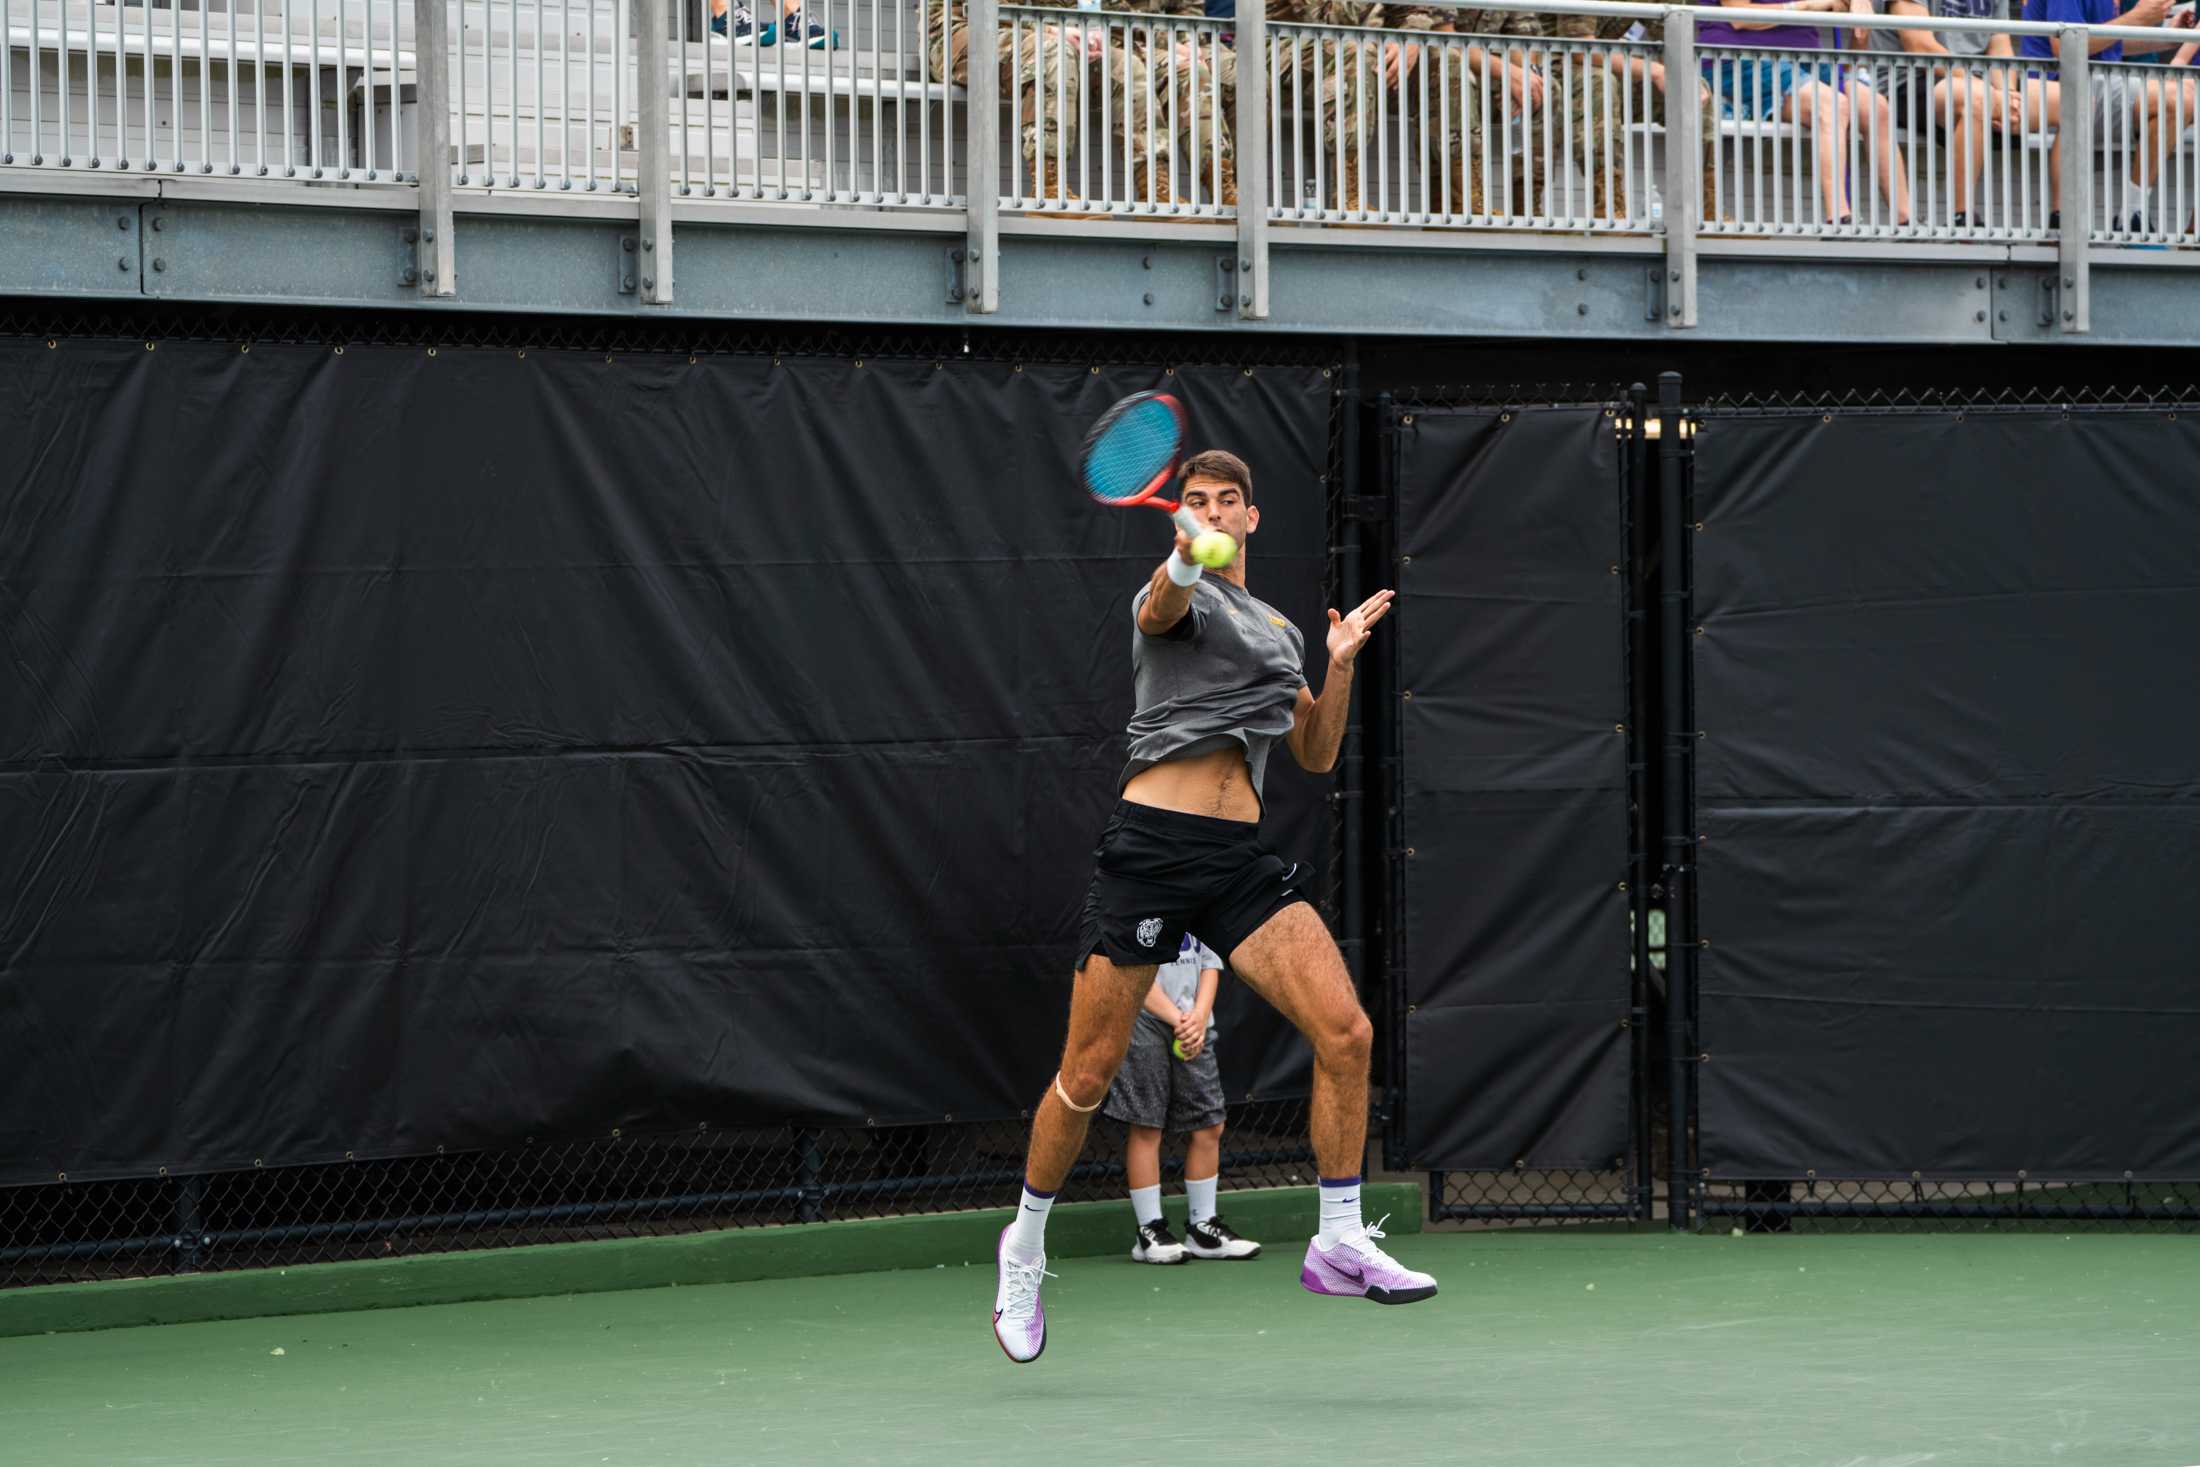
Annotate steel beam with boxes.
[1660,10,1698,330]
[964,0,1002,314]
[1235,0,1268,319]
[2057,27,2089,334]
[12,192,2200,344]
[415,0,458,297]
[637,0,675,304]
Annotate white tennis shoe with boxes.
[992,1228,1052,1363]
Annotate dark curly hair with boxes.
[1174,449,1254,503]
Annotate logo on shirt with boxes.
[1136,917,1164,948]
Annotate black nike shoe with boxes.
[1131,1219,1187,1264]
[1184,1215,1262,1260]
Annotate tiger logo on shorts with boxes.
[1136,917,1163,948]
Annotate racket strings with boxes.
[1083,398,1182,503]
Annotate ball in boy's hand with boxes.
[1172,1037,1191,1061]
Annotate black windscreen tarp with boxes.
[1693,411,2200,1179]
[0,340,1333,1183]
[1394,407,1632,1169]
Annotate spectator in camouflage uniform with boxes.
[1557,12,1720,221]
[925,0,1168,207]
[1266,0,1387,212]
[1123,0,1240,205]
[1389,3,1551,218]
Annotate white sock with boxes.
[1006,1184,1055,1264]
[1129,1184,1163,1227]
[2125,177,2150,227]
[1316,1176,1362,1247]
[1186,1174,1218,1227]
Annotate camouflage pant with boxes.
[1272,33,1379,153]
[1152,32,1238,169]
[932,25,1158,166]
[1418,46,1548,217]
[928,26,1240,168]
[1558,55,1719,220]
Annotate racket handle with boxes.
[1170,506,1204,542]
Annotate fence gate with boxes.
[1677,393,2200,1227]
[1381,397,1653,1221]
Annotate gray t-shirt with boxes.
[1155,933,1224,1038]
[1867,0,2008,58]
[1123,575,1309,806]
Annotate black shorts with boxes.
[1075,801,1310,971]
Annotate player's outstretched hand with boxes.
[1326,589,1395,666]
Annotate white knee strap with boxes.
[1053,1072,1102,1114]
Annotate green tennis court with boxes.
[6,1230,2196,1466]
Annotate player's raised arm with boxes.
[1135,522,1203,636]
[1285,589,1396,773]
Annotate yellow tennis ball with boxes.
[1190,530,1237,569]
[1171,1037,1190,1061]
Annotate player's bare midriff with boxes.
[1122,744,1263,825]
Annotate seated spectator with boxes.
[1263,0,1388,213]
[926,0,1170,209]
[1560,13,1723,221]
[2014,0,2195,232]
[1865,0,2012,230]
[1398,5,1552,218]
[1701,0,1912,225]
[1131,0,1241,206]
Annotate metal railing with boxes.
[454,0,625,190]
[1264,26,1663,230]
[999,3,1233,216]
[1,0,418,178]
[1701,44,2054,239]
[9,0,2200,317]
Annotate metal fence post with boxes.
[2056,26,2089,334]
[175,1175,206,1273]
[1655,371,1696,1231]
[1376,390,1409,1169]
[415,0,457,297]
[638,0,675,304]
[1625,381,1656,1223]
[965,0,1001,314]
[1661,10,1699,330]
[1235,0,1267,319]
[796,1129,825,1222]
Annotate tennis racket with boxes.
[1078,390,1206,543]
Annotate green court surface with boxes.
[3,1231,2196,1467]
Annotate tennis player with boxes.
[992,449,1430,1364]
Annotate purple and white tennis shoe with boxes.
[992,1228,1053,1362]
[1300,1216,1438,1305]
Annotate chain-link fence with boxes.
[1678,384,2200,1235]
[0,302,1350,369]
[1695,1177,2200,1233]
[1372,387,1663,1231]
[0,303,1349,1293]
[0,1100,1322,1288]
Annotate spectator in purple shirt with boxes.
[2015,0,2193,231]
[1702,0,1914,224]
